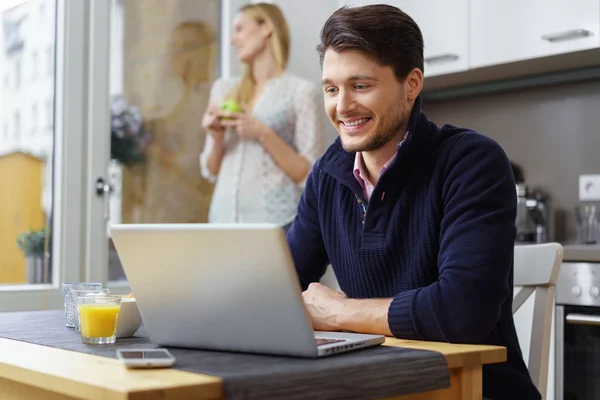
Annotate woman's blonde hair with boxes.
[229,3,290,107]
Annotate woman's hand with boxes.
[202,104,226,143]
[220,111,273,142]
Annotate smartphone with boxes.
[116,348,176,369]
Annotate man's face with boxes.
[321,49,408,153]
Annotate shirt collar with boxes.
[353,131,410,187]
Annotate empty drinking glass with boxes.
[575,203,600,244]
[61,282,103,327]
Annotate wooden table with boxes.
[0,337,506,400]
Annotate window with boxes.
[46,99,53,129]
[0,0,82,312]
[15,61,21,89]
[32,51,38,80]
[32,104,38,133]
[46,46,53,76]
[14,111,20,139]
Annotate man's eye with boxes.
[355,84,368,90]
[325,87,337,94]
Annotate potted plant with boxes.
[16,227,48,284]
[109,96,149,226]
[110,95,148,167]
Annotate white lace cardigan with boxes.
[200,72,326,225]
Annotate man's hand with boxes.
[302,282,348,331]
[302,282,394,336]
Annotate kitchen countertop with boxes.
[562,244,600,262]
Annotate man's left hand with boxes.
[302,282,348,331]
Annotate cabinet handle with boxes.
[424,53,459,64]
[566,313,600,326]
[541,29,592,43]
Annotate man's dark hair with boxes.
[317,5,424,80]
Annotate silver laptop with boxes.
[110,223,385,358]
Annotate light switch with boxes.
[579,175,600,201]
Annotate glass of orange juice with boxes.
[71,289,111,332]
[77,295,122,344]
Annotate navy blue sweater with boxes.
[286,98,540,399]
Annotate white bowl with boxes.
[116,298,142,338]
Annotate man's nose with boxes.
[336,90,356,117]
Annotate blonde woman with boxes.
[200,3,325,227]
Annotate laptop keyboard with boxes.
[315,338,347,346]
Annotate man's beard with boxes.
[341,98,406,153]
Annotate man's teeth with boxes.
[344,118,369,127]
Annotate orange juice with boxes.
[79,304,121,338]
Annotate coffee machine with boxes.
[511,162,549,243]
[515,183,549,243]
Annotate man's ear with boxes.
[404,68,423,102]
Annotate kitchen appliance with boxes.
[516,183,549,243]
[555,260,600,399]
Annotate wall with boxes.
[272,0,340,144]
[423,79,600,243]
[119,0,220,224]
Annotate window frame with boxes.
[0,0,88,311]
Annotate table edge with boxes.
[0,336,507,398]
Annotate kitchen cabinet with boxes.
[344,0,469,77]
[470,0,600,69]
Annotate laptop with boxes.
[110,223,385,358]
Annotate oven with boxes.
[556,262,600,400]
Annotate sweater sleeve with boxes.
[286,168,330,290]
[388,133,517,343]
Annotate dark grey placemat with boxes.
[0,310,450,400]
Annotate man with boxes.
[286,4,540,400]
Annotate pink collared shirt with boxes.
[353,152,396,201]
[353,132,408,201]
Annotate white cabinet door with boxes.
[343,0,469,77]
[471,0,600,69]
[400,0,469,77]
